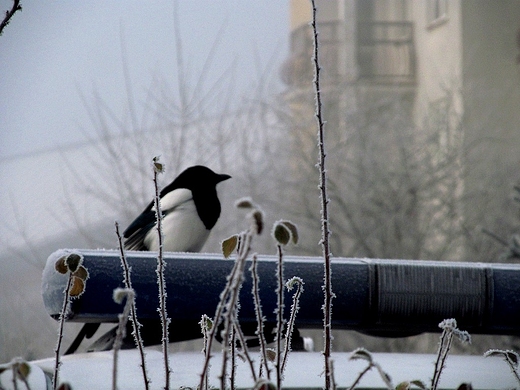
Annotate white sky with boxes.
[0,1,289,251]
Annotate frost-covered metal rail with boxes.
[42,249,520,341]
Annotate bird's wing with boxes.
[123,206,156,250]
[158,187,193,213]
[123,188,193,250]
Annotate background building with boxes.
[282,0,520,262]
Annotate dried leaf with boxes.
[410,380,428,389]
[72,265,89,281]
[203,316,213,331]
[350,347,373,363]
[222,235,239,258]
[54,256,68,274]
[506,350,520,367]
[152,156,164,173]
[113,287,131,304]
[280,220,299,244]
[69,276,85,297]
[235,197,255,209]
[265,348,276,362]
[251,210,264,235]
[273,222,291,246]
[16,361,31,379]
[253,379,276,390]
[65,253,83,273]
[396,382,410,390]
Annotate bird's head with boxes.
[174,165,231,191]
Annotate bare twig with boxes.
[432,319,471,390]
[112,288,134,390]
[199,231,252,390]
[230,325,237,390]
[275,244,285,390]
[310,1,334,388]
[281,277,304,374]
[484,349,520,385]
[152,157,171,390]
[9,358,32,390]
[232,318,258,382]
[199,315,212,390]
[348,363,372,390]
[348,348,393,390]
[250,253,271,379]
[218,236,250,390]
[0,0,22,36]
[52,253,88,390]
[115,221,150,390]
[53,273,73,390]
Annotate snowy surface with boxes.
[17,349,516,389]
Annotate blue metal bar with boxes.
[42,250,520,338]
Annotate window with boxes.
[426,0,448,28]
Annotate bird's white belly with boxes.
[144,201,210,252]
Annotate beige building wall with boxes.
[411,1,463,128]
[284,0,520,260]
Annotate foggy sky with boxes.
[0,1,288,252]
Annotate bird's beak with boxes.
[218,174,231,183]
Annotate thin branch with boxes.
[199,231,252,390]
[152,158,171,390]
[281,277,304,374]
[218,237,250,390]
[112,288,134,390]
[275,244,285,390]
[250,254,271,379]
[115,221,150,390]
[310,1,334,388]
[53,273,73,390]
[0,0,21,36]
[232,319,258,383]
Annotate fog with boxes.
[0,0,288,254]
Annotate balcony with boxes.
[357,21,415,84]
[281,20,415,87]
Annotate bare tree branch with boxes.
[0,0,21,36]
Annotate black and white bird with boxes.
[123,165,231,252]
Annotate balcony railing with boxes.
[357,21,415,83]
[282,20,415,86]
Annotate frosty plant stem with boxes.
[274,244,285,390]
[199,198,263,390]
[112,288,134,390]
[199,315,211,390]
[152,156,171,390]
[281,277,304,374]
[52,252,88,390]
[431,319,471,390]
[53,270,73,390]
[272,220,300,389]
[115,221,150,390]
[349,348,393,390]
[199,245,244,390]
[250,253,271,379]
[484,349,520,385]
[218,234,250,390]
[310,1,334,388]
[232,318,257,382]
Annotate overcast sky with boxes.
[0,1,289,252]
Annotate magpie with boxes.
[65,166,230,354]
[123,165,231,252]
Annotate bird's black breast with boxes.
[192,188,221,230]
